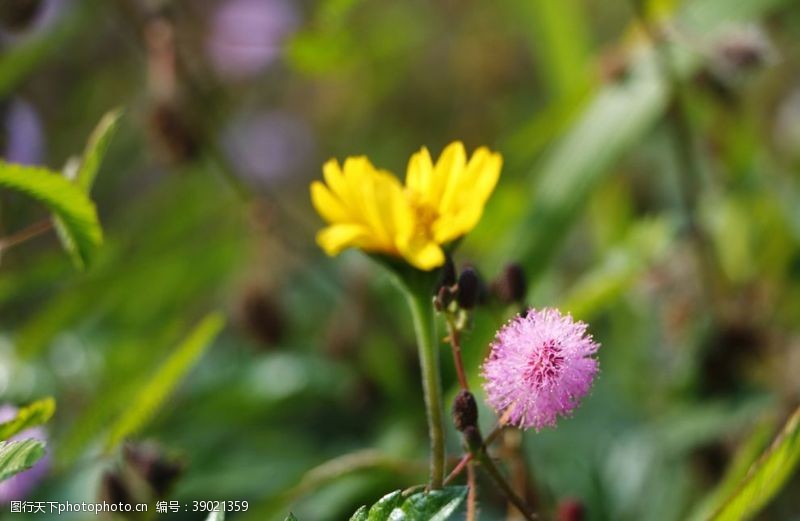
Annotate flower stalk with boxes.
[401,281,446,489]
[476,450,538,521]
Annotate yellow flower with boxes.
[310,141,502,271]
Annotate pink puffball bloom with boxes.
[481,308,599,431]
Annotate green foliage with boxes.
[349,487,466,521]
[509,0,591,97]
[709,407,800,521]
[0,439,45,482]
[349,506,367,521]
[0,397,55,441]
[686,420,774,521]
[75,108,123,193]
[207,510,225,521]
[560,217,674,319]
[349,489,402,520]
[2,0,800,518]
[0,161,102,266]
[104,313,225,451]
[284,514,299,521]
[53,109,122,268]
[507,0,793,280]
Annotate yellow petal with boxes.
[401,237,445,271]
[316,224,370,256]
[406,147,434,197]
[322,160,351,206]
[373,169,414,250]
[390,182,416,248]
[310,181,350,224]
[433,148,502,243]
[466,149,502,206]
[430,141,466,211]
[432,217,466,244]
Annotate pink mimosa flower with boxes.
[481,308,599,431]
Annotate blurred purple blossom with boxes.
[0,405,50,503]
[206,0,299,80]
[3,99,44,165]
[222,110,314,186]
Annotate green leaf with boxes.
[53,109,121,269]
[206,509,225,521]
[348,506,367,521]
[509,0,591,97]
[104,313,225,451]
[368,489,403,518]
[0,161,102,268]
[0,397,56,441]
[710,406,800,521]
[350,487,466,521]
[75,108,123,193]
[0,439,45,482]
[686,419,774,521]
[398,487,467,521]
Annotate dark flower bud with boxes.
[492,263,527,305]
[147,103,200,165]
[557,498,585,521]
[240,289,285,348]
[99,470,134,507]
[0,0,41,32]
[452,390,478,432]
[707,25,775,85]
[437,255,457,290]
[598,49,630,83]
[124,443,184,498]
[456,268,480,309]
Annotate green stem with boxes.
[477,452,538,521]
[403,285,446,489]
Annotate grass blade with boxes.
[104,313,225,451]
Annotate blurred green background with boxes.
[2,0,800,519]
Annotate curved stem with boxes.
[404,287,446,489]
[478,452,538,521]
[445,453,472,485]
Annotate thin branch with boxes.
[444,453,472,485]
[444,315,469,390]
[0,219,53,252]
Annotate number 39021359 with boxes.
[192,501,249,512]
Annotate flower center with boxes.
[415,203,439,230]
[406,190,440,238]
[523,339,565,388]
